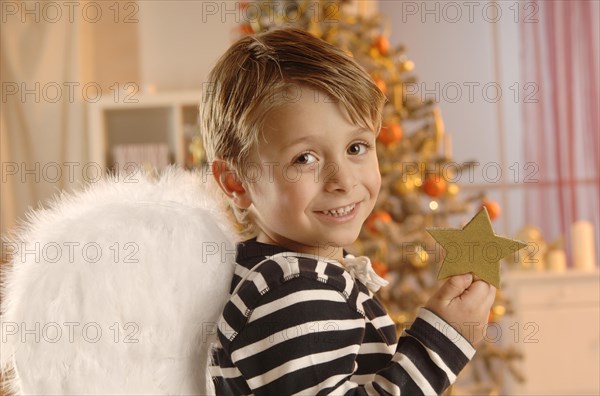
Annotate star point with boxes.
[426,207,527,288]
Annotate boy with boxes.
[201,28,495,395]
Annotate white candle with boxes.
[571,221,597,271]
[547,249,567,272]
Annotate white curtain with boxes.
[1,10,89,238]
[520,0,599,266]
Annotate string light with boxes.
[429,201,439,211]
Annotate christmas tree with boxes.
[199,0,523,393]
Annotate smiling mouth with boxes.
[320,203,356,217]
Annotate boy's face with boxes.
[241,87,381,261]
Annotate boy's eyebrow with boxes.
[352,128,376,137]
[282,128,373,149]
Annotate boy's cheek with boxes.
[371,169,383,192]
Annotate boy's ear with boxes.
[211,160,252,209]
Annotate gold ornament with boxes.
[492,304,506,318]
[393,177,416,195]
[427,207,527,288]
[379,162,393,174]
[188,136,205,167]
[307,21,322,37]
[409,245,429,268]
[401,60,415,72]
[392,312,409,325]
[433,107,445,148]
[447,183,459,196]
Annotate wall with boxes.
[137,1,239,91]
[135,0,378,91]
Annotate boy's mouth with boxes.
[320,203,356,217]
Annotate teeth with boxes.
[321,203,356,217]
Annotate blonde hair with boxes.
[200,27,386,237]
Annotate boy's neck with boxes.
[255,234,344,263]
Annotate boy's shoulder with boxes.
[217,249,370,345]
[237,252,358,298]
[231,239,364,300]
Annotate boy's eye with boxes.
[348,142,369,155]
[294,152,317,165]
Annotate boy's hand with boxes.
[424,273,496,345]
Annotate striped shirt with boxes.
[209,239,475,395]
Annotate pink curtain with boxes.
[520,0,599,266]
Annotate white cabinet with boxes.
[88,90,202,173]
[500,270,600,395]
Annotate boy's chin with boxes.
[322,231,361,249]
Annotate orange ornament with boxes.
[422,175,447,197]
[481,199,501,220]
[373,35,390,55]
[366,210,392,234]
[240,24,254,35]
[373,77,387,95]
[378,122,403,145]
[371,259,389,278]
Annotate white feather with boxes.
[1,166,237,395]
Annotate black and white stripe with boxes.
[210,239,475,395]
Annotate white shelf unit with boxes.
[500,270,600,395]
[88,90,202,173]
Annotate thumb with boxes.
[435,273,473,302]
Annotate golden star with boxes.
[426,207,527,288]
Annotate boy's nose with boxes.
[323,161,357,192]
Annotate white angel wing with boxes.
[1,166,237,395]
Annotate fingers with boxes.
[468,279,496,298]
[435,273,473,302]
[468,278,494,294]
[464,279,497,308]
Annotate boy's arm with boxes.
[224,277,475,396]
